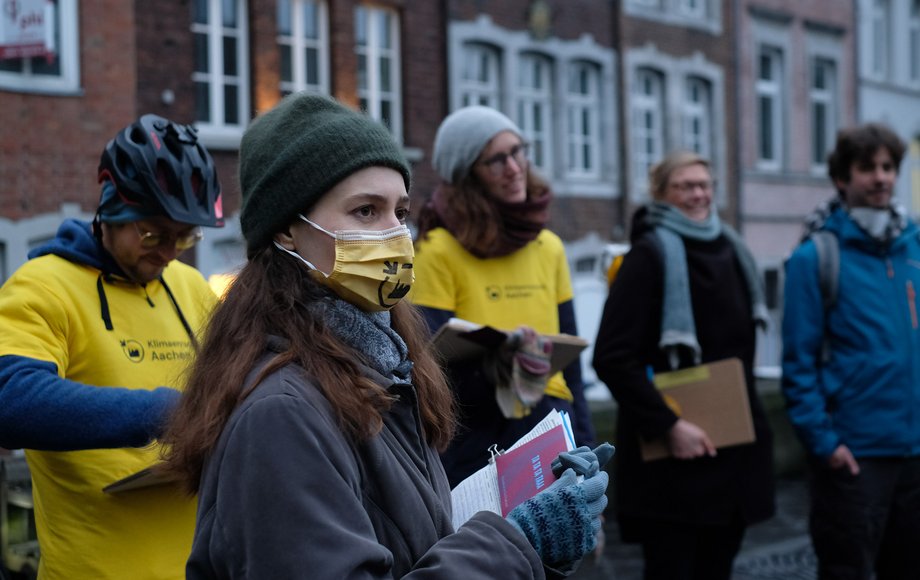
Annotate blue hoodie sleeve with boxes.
[0,355,180,451]
[781,241,839,458]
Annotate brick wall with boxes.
[0,0,137,219]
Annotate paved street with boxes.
[572,475,816,580]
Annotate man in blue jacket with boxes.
[783,123,920,580]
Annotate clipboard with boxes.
[430,318,587,375]
[103,465,175,494]
[639,357,755,462]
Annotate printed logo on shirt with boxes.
[147,339,193,362]
[484,283,547,301]
[120,339,145,363]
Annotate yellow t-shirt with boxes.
[410,227,574,400]
[0,254,217,580]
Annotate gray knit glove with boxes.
[505,467,609,568]
[551,443,616,479]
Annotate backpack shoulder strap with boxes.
[809,230,839,310]
[806,230,839,364]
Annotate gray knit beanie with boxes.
[239,93,411,255]
[432,106,522,184]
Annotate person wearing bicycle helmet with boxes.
[0,114,224,580]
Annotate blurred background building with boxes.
[1,0,919,375]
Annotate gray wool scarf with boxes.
[645,202,769,369]
[311,298,414,384]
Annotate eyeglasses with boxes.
[479,143,529,177]
[133,222,203,250]
[669,180,715,194]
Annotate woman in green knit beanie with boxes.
[162,92,611,578]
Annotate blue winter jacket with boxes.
[782,207,920,459]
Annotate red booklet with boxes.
[495,424,570,517]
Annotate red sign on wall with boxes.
[0,0,55,61]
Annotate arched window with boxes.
[517,53,554,174]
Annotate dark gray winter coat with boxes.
[187,344,546,579]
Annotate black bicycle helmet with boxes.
[98,114,224,227]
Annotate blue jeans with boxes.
[808,455,920,580]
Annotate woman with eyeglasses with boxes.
[592,151,775,580]
[411,106,596,488]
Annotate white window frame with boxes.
[682,76,712,159]
[910,0,920,83]
[755,44,784,171]
[0,203,92,283]
[447,15,619,197]
[809,56,837,171]
[679,0,706,19]
[624,0,721,34]
[191,0,250,149]
[459,42,501,108]
[565,61,602,180]
[870,0,891,80]
[516,53,554,175]
[627,45,726,204]
[632,68,665,193]
[277,0,329,97]
[0,0,80,94]
[355,5,402,143]
[911,138,920,215]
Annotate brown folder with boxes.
[640,357,755,462]
[430,318,587,375]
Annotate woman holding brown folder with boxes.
[411,106,596,487]
[593,151,775,580]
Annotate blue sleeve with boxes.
[559,300,595,447]
[781,243,838,458]
[0,355,180,451]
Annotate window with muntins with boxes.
[682,76,712,159]
[459,43,501,108]
[0,0,79,93]
[566,61,601,179]
[679,0,705,18]
[516,53,554,174]
[810,57,837,169]
[632,68,665,189]
[355,5,402,142]
[756,45,784,169]
[870,0,891,79]
[277,0,329,97]
[911,0,920,82]
[192,0,250,131]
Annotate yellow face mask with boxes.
[275,216,415,312]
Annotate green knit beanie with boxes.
[239,93,411,255]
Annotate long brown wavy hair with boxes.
[160,245,456,494]
[414,169,550,254]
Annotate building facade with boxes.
[8,1,919,375]
[734,0,857,368]
[855,0,920,212]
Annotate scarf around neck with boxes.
[311,298,413,384]
[802,196,908,245]
[425,183,553,258]
[644,203,769,369]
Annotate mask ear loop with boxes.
[272,241,328,277]
[298,214,337,238]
